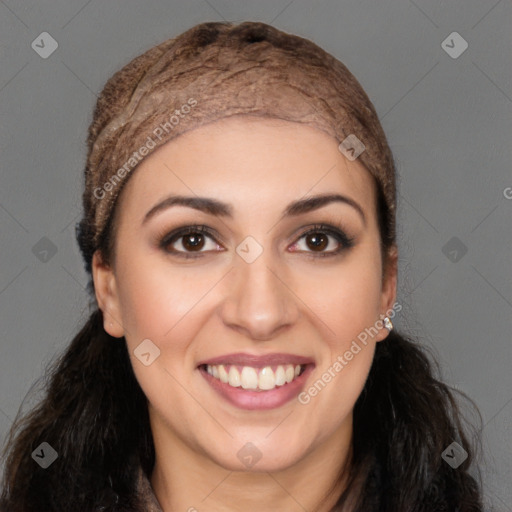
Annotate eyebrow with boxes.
[142,193,366,226]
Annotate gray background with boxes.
[0,0,510,509]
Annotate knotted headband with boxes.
[76,21,396,277]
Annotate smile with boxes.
[202,363,305,391]
[198,361,314,410]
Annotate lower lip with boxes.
[199,364,314,410]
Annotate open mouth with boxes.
[198,362,314,410]
[199,363,307,392]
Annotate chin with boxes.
[205,439,310,473]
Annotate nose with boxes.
[219,250,300,341]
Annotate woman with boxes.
[0,21,482,511]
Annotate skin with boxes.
[93,116,398,512]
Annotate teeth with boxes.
[218,364,229,383]
[258,366,275,390]
[285,365,295,383]
[241,367,258,389]
[274,365,286,386]
[228,366,241,387]
[205,363,304,391]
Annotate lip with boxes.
[198,357,315,411]
[197,352,315,368]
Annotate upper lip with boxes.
[197,352,315,368]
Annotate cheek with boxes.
[294,247,381,419]
[116,251,210,342]
[295,246,383,340]
[301,344,375,440]
[115,253,223,398]
[298,287,379,435]
[115,256,208,426]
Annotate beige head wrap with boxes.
[77,21,396,275]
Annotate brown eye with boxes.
[159,223,355,260]
[181,233,206,251]
[304,232,329,252]
[159,225,222,258]
[291,224,355,257]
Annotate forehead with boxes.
[116,116,377,220]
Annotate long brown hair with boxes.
[0,21,483,511]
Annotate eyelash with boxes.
[157,223,356,260]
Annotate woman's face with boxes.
[93,116,397,473]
